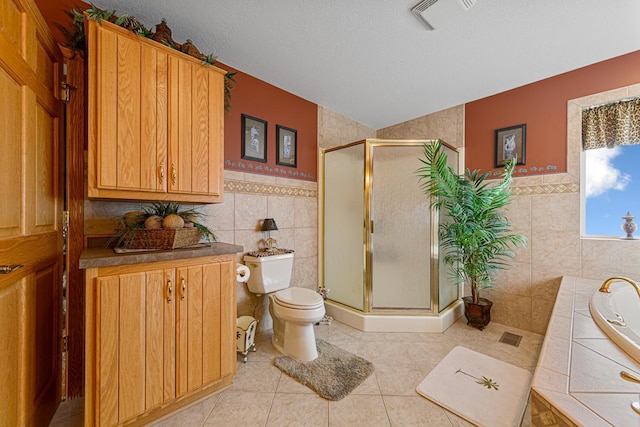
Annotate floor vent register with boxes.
[499,332,523,347]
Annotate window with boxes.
[584,144,640,235]
[582,98,640,237]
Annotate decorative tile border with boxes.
[224,179,317,198]
[225,160,315,180]
[225,180,575,198]
[491,164,561,178]
[512,182,579,196]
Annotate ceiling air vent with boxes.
[411,0,477,30]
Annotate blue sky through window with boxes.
[585,144,640,236]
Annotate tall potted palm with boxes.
[417,140,527,330]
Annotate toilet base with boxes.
[282,321,319,361]
[268,294,324,362]
[270,314,322,362]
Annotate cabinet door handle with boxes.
[167,279,173,302]
[159,162,165,184]
[181,277,186,300]
[0,264,23,274]
[171,163,177,186]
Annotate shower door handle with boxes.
[370,220,374,233]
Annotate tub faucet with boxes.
[599,276,640,298]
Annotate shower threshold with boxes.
[324,299,464,333]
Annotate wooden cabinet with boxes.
[86,18,225,203]
[84,255,236,426]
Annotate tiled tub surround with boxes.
[531,276,640,426]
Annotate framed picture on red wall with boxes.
[276,125,297,168]
[242,114,267,163]
[495,124,526,167]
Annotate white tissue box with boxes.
[236,315,258,362]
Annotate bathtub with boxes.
[589,278,640,364]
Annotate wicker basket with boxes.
[125,228,204,250]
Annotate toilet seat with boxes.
[274,287,324,310]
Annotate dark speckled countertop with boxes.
[79,242,244,269]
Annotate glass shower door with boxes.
[370,143,431,310]
[323,143,365,310]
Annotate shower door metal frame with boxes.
[320,138,462,315]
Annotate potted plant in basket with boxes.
[417,140,527,330]
[109,201,216,250]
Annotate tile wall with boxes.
[376,105,465,148]
[317,106,377,149]
[376,89,640,335]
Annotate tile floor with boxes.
[50,317,543,427]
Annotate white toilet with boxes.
[243,252,325,361]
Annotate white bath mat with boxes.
[416,346,532,427]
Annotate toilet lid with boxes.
[275,287,324,309]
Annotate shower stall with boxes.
[321,139,463,332]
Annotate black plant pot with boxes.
[462,296,493,330]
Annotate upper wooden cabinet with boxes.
[86,19,225,203]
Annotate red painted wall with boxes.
[221,65,318,181]
[34,0,90,42]
[465,50,640,178]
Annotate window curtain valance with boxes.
[582,97,640,150]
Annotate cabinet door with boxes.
[176,265,204,396]
[144,269,176,409]
[168,56,225,199]
[117,273,146,421]
[97,272,148,424]
[96,275,119,426]
[140,47,168,193]
[96,269,176,425]
[175,260,235,396]
[202,263,222,384]
[162,269,177,403]
[219,260,236,378]
[88,20,167,195]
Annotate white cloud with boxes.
[585,147,631,198]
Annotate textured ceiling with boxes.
[92,0,640,129]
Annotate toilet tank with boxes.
[243,252,294,294]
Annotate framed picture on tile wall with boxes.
[495,124,526,167]
[276,125,297,168]
[241,114,267,163]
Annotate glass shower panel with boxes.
[323,144,365,310]
[438,144,460,311]
[371,144,431,310]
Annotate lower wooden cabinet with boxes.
[84,255,236,426]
